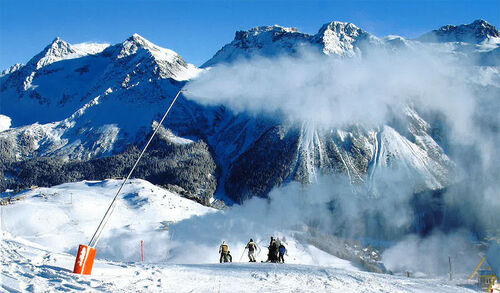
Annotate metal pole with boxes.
[239,247,247,262]
[449,256,452,281]
[88,89,184,248]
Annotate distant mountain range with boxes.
[0,19,498,205]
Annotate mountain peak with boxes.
[248,25,299,34]
[105,34,201,81]
[128,33,149,44]
[46,37,72,52]
[418,19,499,44]
[202,25,310,67]
[116,33,161,58]
[317,21,361,34]
[233,25,304,41]
[26,37,76,69]
[313,21,376,56]
[51,36,63,43]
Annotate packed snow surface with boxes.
[0,179,354,265]
[0,179,488,292]
[0,179,214,261]
[0,232,480,292]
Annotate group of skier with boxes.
[218,237,287,263]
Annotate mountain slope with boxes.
[0,34,203,158]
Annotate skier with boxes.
[245,238,260,262]
[278,242,287,263]
[275,237,281,259]
[267,237,278,263]
[227,251,233,262]
[219,241,230,263]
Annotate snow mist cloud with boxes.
[185,47,477,137]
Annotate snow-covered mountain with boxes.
[0,34,200,126]
[0,33,203,159]
[0,34,217,204]
[418,19,500,44]
[202,21,381,66]
[0,20,497,205]
[203,19,499,69]
[1,20,499,291]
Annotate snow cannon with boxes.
[73,244,97,275]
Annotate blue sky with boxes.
[0,0,498,69]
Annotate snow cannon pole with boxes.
[72,89,185,275]
[141,240,144,262]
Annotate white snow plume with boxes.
[382,231,480,275]
[72,42,110,55]
[185,47,476,138]
[168,174,414,264]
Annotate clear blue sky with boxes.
[0,0,498,70]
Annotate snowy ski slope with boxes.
[0,180,486,292]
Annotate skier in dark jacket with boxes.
[245,238,260,262]
[278,242,287,263]
[267,237,278,263]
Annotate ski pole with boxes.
[239,247,247,262]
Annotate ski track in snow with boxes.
[0,231,480,293]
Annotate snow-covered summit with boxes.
[24,37,108,70]
[312,21,380,56]
[102,33,201,80]
[202,25,311,67]
[0,34,201,126]
[204,19,500,68]
[27,37,77,70]
[115,33,175,60]
[418,19,500,44]
[203,21,385,66]
[27,38,111,70]
[235,25,301,38]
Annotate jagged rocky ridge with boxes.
[0,20,499,207]
[202,22,381,67]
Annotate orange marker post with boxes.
[73,244,97,275]
[141,240,144,262]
